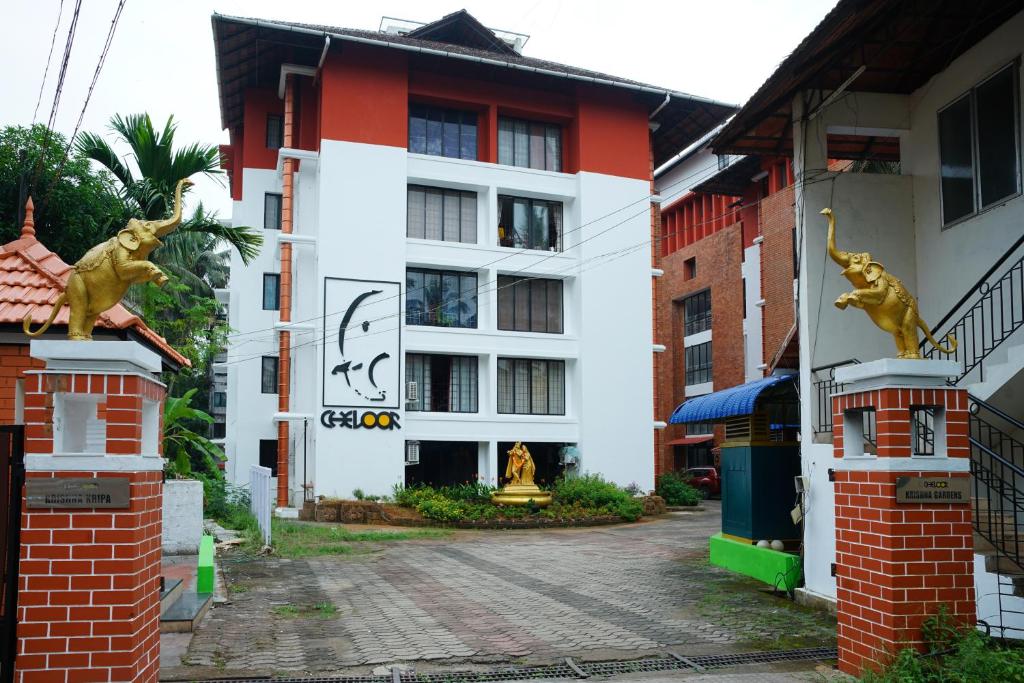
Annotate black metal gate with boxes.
[0,425,25,683]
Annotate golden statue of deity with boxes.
[24,178,192,340]
[822,207,956,359]
[491,441,552,507]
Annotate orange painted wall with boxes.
[297,77,320,152]
[242,88,283,171]
[319,43,408,148]
[572,85,651,181]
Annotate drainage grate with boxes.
[192,647,838,683]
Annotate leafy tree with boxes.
[162,387,225,479]
[0,124,126,262]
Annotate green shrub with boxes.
[437,481,494,503]
[655,472,701,506]
[552,473,631,508]
[860,607,1024,682]
[352,488,365,500]
[415,496,465,522]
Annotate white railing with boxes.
[249,465,272,546]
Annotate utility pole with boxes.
[16,149,27,227]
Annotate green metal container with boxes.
[720,445,800,542]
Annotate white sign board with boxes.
[322,277,402,409]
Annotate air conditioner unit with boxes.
[406,381,418,402]
[405,441,420,465]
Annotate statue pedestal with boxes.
[16,340,165,682]
[831,358,973,676]
[490,484,552,507]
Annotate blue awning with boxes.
[669,374,796,424]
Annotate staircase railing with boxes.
[921,232,1024,383]
[811,359,877,446]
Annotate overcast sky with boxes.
[1,1,835,220]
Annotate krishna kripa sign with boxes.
[321,278,402,430]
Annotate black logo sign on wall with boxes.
[322,277,401,409]
[320,409,401,430]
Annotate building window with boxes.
[407,186,477,243]
[683,290,711,335]
[684,257,697,280]
[259,439,278,477]
[212,423,226,439]
[685,342,712,385]
[717,155,730,171]
[264,193,282,230]
[262,273,280,311]
[498,117,562,171]
[261,356,278,394]
[687,421,713,435]
[405,354,478,413]
[405,268,477,328]
[939,62,1020,226]
[498,196,563,251]
[212,392,227,408]
[497,276,563,333]
[266,114,283,150]
[497,358,565,415]
[409,104,477,160]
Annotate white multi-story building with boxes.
[211,10,734,504]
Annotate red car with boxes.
[684,467,721,499]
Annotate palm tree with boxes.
[76,113,262,268]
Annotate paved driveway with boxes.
[167,503,835,677]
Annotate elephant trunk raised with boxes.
[821,207,851,268]
[23,178,193,340]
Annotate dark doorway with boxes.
[405,441,478,487]
[1,425,25,681]
[497,442,565,487]
[259,439,278,477]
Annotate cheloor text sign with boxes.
[26,477,130,509]
[894,476,970,504]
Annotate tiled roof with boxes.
[1,200,190,368]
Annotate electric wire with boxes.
[31,0,66,125]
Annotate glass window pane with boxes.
[547,280,563,333]
[423,272,441,325]
[513,200,529,248]
[977,66,1019,207]
[441,273,459,327]
[460,111,477,160]
[407,187,425,239]
[548,361,565,414]
[497,276,514,330]
[406,270,423,325]
[497,359,512,413]
[426,109,443,157]
[530,280,547,332]
[514,278,530,331]
[550,202,563,251]
[514,119,530,167]
[443,115,460,158]
[261,357,278,394]
[498,117,514,166]
[460,192,477,243]
[531,360,548,414]
[529,123,546,170]
[263,274,279,311]
[531,201,550,252]
[498,196,514,247]
[546,125,561,171]
[264,194,281,230]
[514,360,530,413]
[409,107,426,154]
[443,191,460,242]
[938,95,975,224]
[424,189,443,241]
[460,273,477,328]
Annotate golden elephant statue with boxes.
[822,207,956,359]
[24,178,193,340]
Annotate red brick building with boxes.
[654,149,796,476]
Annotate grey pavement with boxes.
[163,502,837,679]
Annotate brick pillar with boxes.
[832,359,974,676]
[16,341,165,682]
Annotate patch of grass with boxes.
[314,601,338,618]
[271,601,339,620]
[228,582,249,594]
[271,604,300,618]
[267,519,449,558]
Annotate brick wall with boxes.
[16,469,163,682]
[0,344,45,424]
[759,184,796,369]
[654,223,745,474]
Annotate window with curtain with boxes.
[684,342,712,386]
[264,193,282,230]
[683,290,711,335]
[407,186,477,243]
[405,268,477,328]
[405,354,478,413]
[939,62,1020,226]
[213,392,227,408]
[409,104,478,160]
[496,358,565,415]
[497,276,563,333]
[262,273,280,311]
[497,196,563,251]
[261,356,278,394]
[497,116,561,171]
[266,114,283,149]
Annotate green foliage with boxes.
[201,476,251,530]
[352,488,366,500]
[268,519,447,558]
[656,472,702,506]
[861,607,1024,682]
[163,388,225,481]
[0,124,127,263]
[552,473,633,509]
